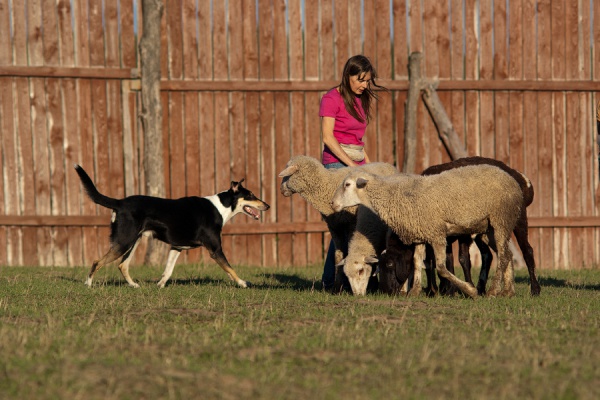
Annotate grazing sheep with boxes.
[421,157,540,296]
[278,155,398,292]
[336,207,388,296]
[331,165,524,299]
[378,157,540,297]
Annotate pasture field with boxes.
[1,263,599,400]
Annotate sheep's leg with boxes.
[432,242,478,299]
[514,215,541,296]
[457,236,474,286]
[333,248,347,294]
[474,236,493,295]
[499,259,515,297]
[438,241,456,295]
[487,237,512,297]
[408,244,425,297]
[424,254,439,297]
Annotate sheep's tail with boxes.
[74,164,119,210]
[519,171,534,207]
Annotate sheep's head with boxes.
[278,156,321,197]
[331,172,370,212]
[338,254,379,296]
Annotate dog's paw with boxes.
[129,282,141,288]
[238,280,250,288]
[157,281,166,288]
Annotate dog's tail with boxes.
[74,164,119,209]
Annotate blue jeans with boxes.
[322,162,345,290]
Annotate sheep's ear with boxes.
[356,177,368,189]
[364,255,378,264]
[336,259,346,267]
[278,164,298,178]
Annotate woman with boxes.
[319,54,386,291]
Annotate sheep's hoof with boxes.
[498,289,515,298]
[407,287,422,297]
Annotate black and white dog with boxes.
[74,164,270,288]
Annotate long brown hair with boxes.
[338,55,387,124]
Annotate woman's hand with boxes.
[321,117,359,167]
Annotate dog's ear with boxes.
[230,179,245,192]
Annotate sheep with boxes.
[331,164,524,299]
[380,157,540,297]
[421,157,540,296]
[335,206,388,296]
[278,155,398,292]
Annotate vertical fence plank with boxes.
[211,0,234,265]
[228,0,250,266]
[565,0,585,268]
[0,0,16,265]
[320,0,335,81]
[450,0,466,161]
[374,0,394,166]
[57,0,83,267]
[258,0,277,266]
[333,0,349,78]
[288,0,308,266]
[197,0,215,266]
[43,0,69,265]
[521,0,544,271]
[551,0,568,269]
[347,0,362,56]
[304,1,324,264]
[13,0,29,265]
[242,0,263,266]
[273,0,292,267]
[393,0,408,169]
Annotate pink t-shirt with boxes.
[319,88,367,165]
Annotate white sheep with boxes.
[336,207,388,296]
[331,165,524,299]
[278,155,398,291]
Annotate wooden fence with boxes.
[1,0,600,271]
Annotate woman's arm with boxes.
[321,116,359,167]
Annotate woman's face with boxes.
[349,71,372,96]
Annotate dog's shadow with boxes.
[58,272,319,290]
[250,273,319,292]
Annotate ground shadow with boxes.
[250,273,320,292]
[515,275,600,291]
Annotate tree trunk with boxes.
[421,83,468,159]
[139,0,168,266]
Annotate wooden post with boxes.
[402,52,424,173]
[596,101,600,206]
[139,0,168,266]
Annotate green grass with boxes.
[1,263,599,400]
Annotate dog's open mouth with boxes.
[243,205,261,220]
